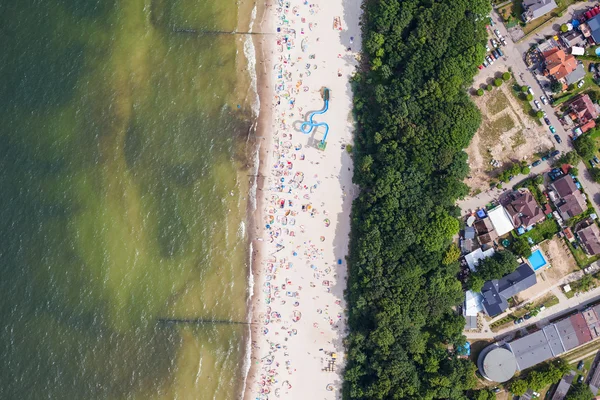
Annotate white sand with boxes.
[245,0,362,398]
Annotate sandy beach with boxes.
[245,0,362,398]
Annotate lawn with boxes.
[487,113,516,137]
[565,239,600,268]
[514,218,560,244]
[553,76,597,107]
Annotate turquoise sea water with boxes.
[0,0,255,398]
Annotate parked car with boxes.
[527,86,534,95]
[549,125,556,133]
[489,52,496,61]
[497,48,504,57]
[542,155,549,161]
[544,117,551,125]
[500,37,507,46]
[524,313,532,320]
[492,387,500,393]
[489,16,495,26]
[554,134,562,143]
[486,44,491,52]
[578,375,584,384]
[578,80,585,88]
[493,50,500,59]
[540,95,548,105]
[594,156,599,164]
[483,60,489,67]
[578,361,585,370]
[486,56,493,64]
[478,64,483,70]
[591,159,597,167]
[514,317,524,324]
[532,160,542,167]
[534,100,541,109]
[494,29,501,38]
[590,63,596,73]
[550,150,560,157]
[491,39,498,48]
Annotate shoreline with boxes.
[244,0,362,398]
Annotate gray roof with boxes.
[551,372,575,400]
[565,64,586,85]
[465,315,477,330]
[481,347,518,382]
[589,14,600,43]
[465,226,476,240]
[507,325,565,371]
[554,317,580,351]
[482,264,537,316]
[523,0,557,20]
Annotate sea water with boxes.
[0,0,256,398]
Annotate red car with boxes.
[478,65,483,70]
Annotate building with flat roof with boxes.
[554,314,592,351]
[477,345,518,382]
[507,325,565,371]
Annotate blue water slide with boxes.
[300,88,330,145]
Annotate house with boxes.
[577,222,600,255]
[522,0,558,22]
[561,30,586,48]
[581,120,596,133]
[474,218,498,248]
[564,64,586,86]
[554,313,593,351]
[551,175,587,220]
[464,247,495,272]
[464,290,484,330]
[481,263,537,316]
[569,94,599,124]
[505,190,545,230]
[587,13,600,43]
[543,48,578,84]
[487,205,515,236]
[551,372,575,400]
[588,351,600,395]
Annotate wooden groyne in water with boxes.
[171,28,273,36]
[158,318,252,325]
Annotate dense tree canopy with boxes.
[574,134,596,160]
[344,0,490,398]
[566,383,594,400]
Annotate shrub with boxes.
[560,24,568,33]
[526,93,534,101]
[477,88,484,96]
[551,80,562,93]
[536,110,544,118]
[494,78,502,87]
[521,85,528,92]
[502,72,510,81]
[486,84,493,91]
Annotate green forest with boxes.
[345,0,490,398]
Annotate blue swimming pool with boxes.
[528,249,547,271]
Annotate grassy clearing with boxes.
[488,90,511,116]
[511,130,526,149]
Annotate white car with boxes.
[577,80,585,88]
[540,95,548,105]
[534,100,541,109]
[527,86,534,95]
[494,29,502,39]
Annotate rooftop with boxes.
[543,48,578,80]
[481,347,518,382]
[507,325,564,371]
[481,264,537,317]
[577,223,600,255]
